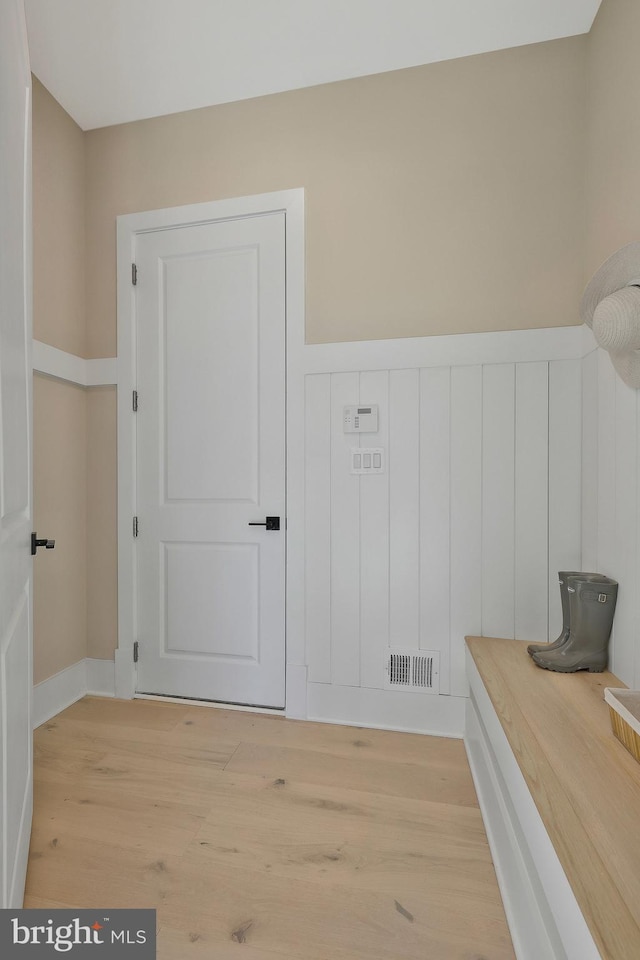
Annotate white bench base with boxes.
[464,649,601,960]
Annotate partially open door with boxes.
[0,0,34,908]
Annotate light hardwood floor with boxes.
[25,697,514,960]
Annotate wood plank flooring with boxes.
[25,696,514,960]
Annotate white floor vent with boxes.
[384,649,440,694]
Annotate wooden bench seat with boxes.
[465,635,640,960]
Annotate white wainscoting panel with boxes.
[330,372,361,687]
[581,348,599,573]
[450,365,483,697]
[305,374,331,684]
[482,364,516,641]
[307,682,466,737]
[612,376,638,685]
[597,350,621,680]
[419,367,451,693]
[548,359,582,641]
[515,362,550,644]
[597,351,617,585]
[389,369,420,648]
[304,339,584,730]
[582,346,640,688]
[359,370,390,689]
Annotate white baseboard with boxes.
[464,649,600,960]
[33,658,116,728]
[306,682,466,737]
[86,658,116,697]
[33,660,88,728]
[34,659,461,738]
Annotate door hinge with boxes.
[133,516,139,538]
[132,389,138,412]
[133,641,139,663]
[132,263,138,286]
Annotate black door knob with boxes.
[31,532,55,555]
[248,516,280,531]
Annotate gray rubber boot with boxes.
[531,576,618,673]
[526,571,606,657]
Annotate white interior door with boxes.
[135,212,286,708]
[0,0,33,909]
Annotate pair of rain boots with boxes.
[527,571,618,673]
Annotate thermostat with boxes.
[343,404,379,433]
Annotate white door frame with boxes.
[116,189,306,715]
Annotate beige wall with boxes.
[33,78,86,357]
[85,36,587,356]
[32,81,89,683]
[586,0,640,277]
[86,387,118,661]
[33,375,87,684]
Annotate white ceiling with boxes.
[25,0,602,131]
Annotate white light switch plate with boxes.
[351,447,384,474]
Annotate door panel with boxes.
[136,213,286,707]
[164,542,259,658]
[0,0,33,908]
[5,597,31,895]
[164,248,259,503]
